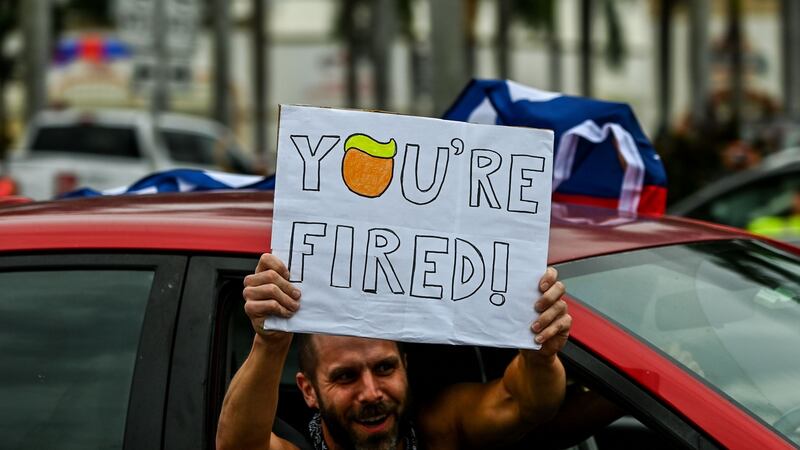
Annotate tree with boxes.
[0,0,18,168]
[335,0,421,112]
[495,0,626,94]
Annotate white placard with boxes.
[267,105,554,349]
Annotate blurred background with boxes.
[1,0,799,206]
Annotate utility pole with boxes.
[496,0,511,79]
[728,0,744,136]
[431,0,468,116]
[252,0,269,169]
[547,7,562,92]
[579,0,593,98]
[150,0,169,117]
[782,0,800,121]
[689,0,710,125]
[656,0,674,138]
[213,0,232,126]
[372,0,395,111]
[23,0,50,121]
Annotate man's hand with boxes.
[242,253,301,341]
[529,267,570,360]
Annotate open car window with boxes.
[215,288,699,449]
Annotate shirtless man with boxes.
[216,253,572,450]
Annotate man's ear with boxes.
[296,371,319,409]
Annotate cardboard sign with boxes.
[267,105,554,349]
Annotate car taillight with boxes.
[0,175,17,196]
[54,171,78,196]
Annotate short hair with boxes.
[295,334,406,384]
[296,333,318,382]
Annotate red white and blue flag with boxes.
[443,79,667,215]
[61,169,275,199]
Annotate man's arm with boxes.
[419,267,571,449]
[533,383,627,449]
[216,254,302,450]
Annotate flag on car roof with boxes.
[443,79,668,215]
[61,169,275,198]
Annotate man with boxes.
[217,253,572,450]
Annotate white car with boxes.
[8,108,257,199]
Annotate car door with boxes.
[0,253,186,450]
[163,254,258,450]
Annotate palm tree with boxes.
[0,0,17,169]
[495,0,626,95]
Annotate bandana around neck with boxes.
[308,412,418,450]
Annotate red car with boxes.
[0,191,798,449]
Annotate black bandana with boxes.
[308,412,418,450]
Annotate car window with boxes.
[30,125,141,158]
[160,129,218,165]
[692,172,800,229]
[212,268,693,449]
[558,240,800,446]
[0,269,153,450]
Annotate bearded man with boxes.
[216,253,572,450]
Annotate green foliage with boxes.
[333,0,416,41]
[512,0,556,33]
[0,0,18,82]
[62,0,113,25]
[511,0,628,70]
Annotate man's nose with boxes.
[358,372,383,403]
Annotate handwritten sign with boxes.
[267,105,554,349]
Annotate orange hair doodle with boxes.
[341,133,396,197]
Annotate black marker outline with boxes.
[451,238,486,301]
[491,241,510,293]
[330,224,355,288]
[289,134,341,191]
[469,149,502,209]
[451,137,465,155]
[287,221,327,283]
[507,154,545,215]
[362,228,404,294]
[490,293,506,306]
[409,235,449,299]
[341,133,396,198]
[400,143,450,205]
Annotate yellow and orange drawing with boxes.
[341,133,396,197]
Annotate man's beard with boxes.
[318,396,406,450]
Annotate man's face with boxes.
[297,336,409,450]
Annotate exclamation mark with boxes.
[490,242,509,306]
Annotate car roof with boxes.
[669,148,800,216]
[31,108,226,136]
[0,191,753,260]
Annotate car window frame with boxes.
[560,340,720,449]
[164,254,257,450]
[0,253,187,450]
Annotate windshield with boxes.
[159,129,218,165]
[30,124,140,158]
[558,240,800,445]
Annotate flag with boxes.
[443,79,667,215]
[61,169,275,199]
